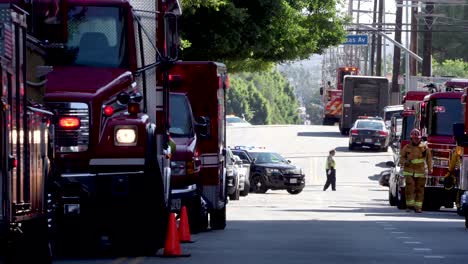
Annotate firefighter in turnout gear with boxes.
[400,129,433,213]
[441,145,463,206]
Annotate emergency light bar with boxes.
[357,116,382,120]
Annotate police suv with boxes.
[231,146,305,194]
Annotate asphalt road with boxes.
[54,125,468,264]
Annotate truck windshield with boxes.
[169,94,193,137]
[427,98,463,136]
[401,115,415,140]
[46,6,128,68]
[385,110,402,121]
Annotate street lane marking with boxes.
[424,256,445,259]
[396,237,412,239]
[404,241,422,244]
[111,257,128,264]
[391,232,405,234]
[413,248,432,251]
[384,227,397,230]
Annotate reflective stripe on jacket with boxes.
[448,145,463,175]
[399,143,433,177]
[326,155,335,170]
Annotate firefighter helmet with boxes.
[410,129,422,140]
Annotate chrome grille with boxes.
[49,102,89,152]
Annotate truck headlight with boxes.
[115,126,137,146]
[461,192,468,205]
[171,161,186,176]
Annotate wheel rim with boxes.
[253,177,264,192]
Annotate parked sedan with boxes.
[349,117,390,151]
[226,115,252,127]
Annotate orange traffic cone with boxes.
[178,206,194,243]
[161,213,190,257]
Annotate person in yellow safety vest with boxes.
[441,145,463,206]
[399,128,433,213]
[323,149,336,191]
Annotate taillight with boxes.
[351,129,359,135]
[379,131,388,136]
[103,105,114,117]
[128,102,140,115]
[59,117,80,130]
[8,155,16,170]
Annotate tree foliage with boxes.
[226,70,300,125]
[431,2,468,61]
[180,0,348,72]
[432,59,468,78]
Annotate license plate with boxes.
[64,204,80,215]
[290,178,298,184]
[364,138,372,143]
[171,199,181,211]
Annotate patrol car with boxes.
[231,146,305,194]
[349,116,390,152]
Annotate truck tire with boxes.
[188,195,208,234]
[210,206,226,230]
[12,220,53,264]
[457,207,464,216]
[388,190,397,206]
[229,187,240,200]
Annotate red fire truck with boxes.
[168,61,229,231]
[320,66,359,126]
[453,88,468,226]
[0,3,53,263]
[419,91,464,210]
[21,0,181,254]
[389,90,429,210]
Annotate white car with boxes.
[226,115,252,127]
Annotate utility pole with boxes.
[405,0,410,91]
[422,2,434,76]
[356,0,361,69]
[376,0,383,76]
[410,0,419,75]
[370,0,378,75]
[391,0,403,93]
[349,0,354,65]
[382,0,387,77]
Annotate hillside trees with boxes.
[227,70,300,125]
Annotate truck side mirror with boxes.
[319,87,323,96]
[453,122,465,145]
[195,116,211,139]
